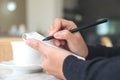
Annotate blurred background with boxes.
[0,0,120,47]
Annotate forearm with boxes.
[63,55,120,80]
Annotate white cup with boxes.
[11,41,41,66]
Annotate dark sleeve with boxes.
[86,45,120,60]
[63,55,120,80]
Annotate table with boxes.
[0,61,59,80]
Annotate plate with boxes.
[0,61,43,73]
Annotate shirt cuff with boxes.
[63,55,85,80]
[72,54,85,60]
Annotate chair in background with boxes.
[0,38,23,62]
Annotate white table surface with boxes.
[0,61,59,80]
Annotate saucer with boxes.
[0,61,43,73]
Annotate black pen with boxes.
[43,18,108,41]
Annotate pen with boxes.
[43,18,108,41]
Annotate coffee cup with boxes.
[11,41,41,66]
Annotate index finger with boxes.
[48,18,77,36]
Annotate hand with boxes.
[26,38,71,79]
[48,18,88,58]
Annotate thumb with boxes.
[26,38,47,52]
[54,30,74,41]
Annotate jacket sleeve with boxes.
[87,45,120,59]
[63,55,120,80]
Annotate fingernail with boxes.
[49,31,54,36]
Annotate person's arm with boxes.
[26,18,88,79]
[63,55,120,80]
[87,45,120,60]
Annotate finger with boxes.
[60,40,66,46]
[48,18,77,36]
[54,30,81,47]
[48,19,61,36]
[54,30,74,40]
[53,39,61,47]
[54,18,76,29]
[26,38,47,53]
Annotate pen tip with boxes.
[42,39,47,41]
[42,36,54,41]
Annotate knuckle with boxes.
[68,20,73,23]
[68,21,77,28]
[68,20,74,24]
[41,62,47,70]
